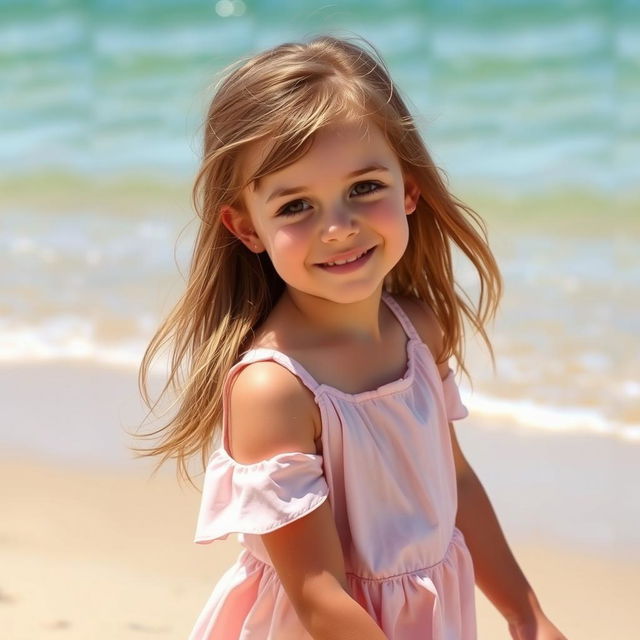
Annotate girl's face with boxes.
[224,119,420,305]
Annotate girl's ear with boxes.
[403,174,421,215]
[220,205,265,253]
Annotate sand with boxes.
[1,361,638,639]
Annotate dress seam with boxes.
[344,528,462,582]
[313,339,429,404]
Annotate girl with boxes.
[138,35,568,640]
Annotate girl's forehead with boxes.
[244,119,397,194]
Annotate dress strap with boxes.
[220,348,322,453]
[237,348,322,392]
[381,291,421,343]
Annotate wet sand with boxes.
[1,361,638,638]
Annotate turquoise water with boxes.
[1,0,639,441]
[1,0,638,188]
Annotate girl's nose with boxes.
[319,207,359,243]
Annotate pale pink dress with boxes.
[189,292,477,639]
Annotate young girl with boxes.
[138,35,568,640]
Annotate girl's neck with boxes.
[279,285,387,346]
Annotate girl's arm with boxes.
[262,500,388,639]
[227,361,387,640]
[451,437,567,640]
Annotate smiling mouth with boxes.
[320,247,375,267]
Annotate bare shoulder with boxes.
[226,360,321,464]
[393,295,449,378]
[392,295,442,350]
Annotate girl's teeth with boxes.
[326,250,366,266]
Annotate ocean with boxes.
[1,0,638,444]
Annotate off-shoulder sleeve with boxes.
[441,369,469,421]
[194,449,330,543]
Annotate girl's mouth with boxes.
[317,247,376,273]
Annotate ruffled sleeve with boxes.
[441,369,469,421]
[194,449,330,543]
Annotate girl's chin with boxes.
[285,282,385,306]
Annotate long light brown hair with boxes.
[136,35,502,482]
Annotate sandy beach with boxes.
[3,1,639,637]
[1,361,638,639]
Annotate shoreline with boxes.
[2,359,637,557]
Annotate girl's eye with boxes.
[277,181,383,216]
[351,181,383,196]
[279,200,309,217]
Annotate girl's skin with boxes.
[221,119,568,639]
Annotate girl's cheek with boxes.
[366,197,407,225]
[275,224,306,245]
[269,227,307,265]
[369,199,411,249]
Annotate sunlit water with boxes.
[1,0,638,443]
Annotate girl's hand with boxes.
[507,610,568,640]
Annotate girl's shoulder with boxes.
[225,358,322,463]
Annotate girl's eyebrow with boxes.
[265,164,390,203]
